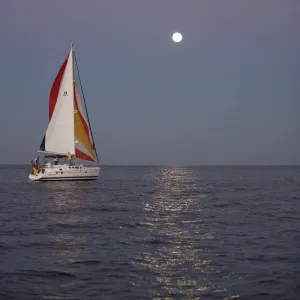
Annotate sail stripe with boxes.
[78,111,93,146]
[75,149,95,162]
[49,54,70,120]
[74,82,96,161]
[74,83,94,145]
[75,139,95,161]
[74,87,92,146]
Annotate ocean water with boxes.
[0,165,299,300]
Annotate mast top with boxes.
[71,41,74,51]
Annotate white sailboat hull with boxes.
[29,164,100,181]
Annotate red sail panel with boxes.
[75,149,96,162]
[49,54,70,120]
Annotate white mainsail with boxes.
[42,48,75,155]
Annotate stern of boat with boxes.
[29,171,46,181]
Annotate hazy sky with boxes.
[1,0,300,165]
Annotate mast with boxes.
[71,41,75,84]
[73,45,99,164]
[71,41,76,162]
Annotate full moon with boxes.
[172,32,183,43]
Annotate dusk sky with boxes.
[1,0,300,165]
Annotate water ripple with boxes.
[0,165,299,299]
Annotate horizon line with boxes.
[1,164,300,167]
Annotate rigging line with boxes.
[73,51,99,164]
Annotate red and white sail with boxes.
[39,43,97,162]
[42,48,75,155]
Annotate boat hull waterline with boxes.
[29,164,100,181]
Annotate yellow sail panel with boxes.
[74,82,96,161]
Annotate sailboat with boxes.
[29,42,100,181]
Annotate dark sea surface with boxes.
[0,165,300,300]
